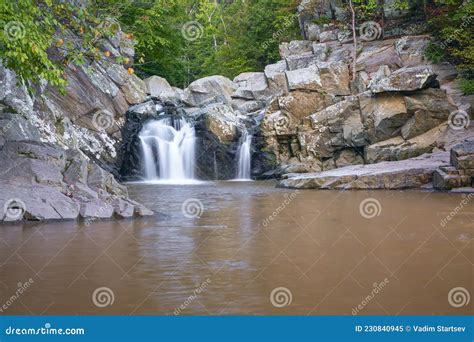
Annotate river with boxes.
[0,181,472,315]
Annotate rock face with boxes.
[184,75,237,107]
[256,21,472,190]
[0,28,153,223]
[433,140,474,190]
[0,139,153,223]
[0,28,146,167]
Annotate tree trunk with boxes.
[349,0,357,81]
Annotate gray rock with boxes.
[401,88,457,139]
[112,198,135,218]
[87,163,128,197]
[318,61,351,95]
[286,65,321,91]
[231,99,264,114]
[306,24,321,41]
[121,74,147,104]
[359,92,409,142]
[365,123,447,163]
[356,44,402,74]
[279,152,450,189]
[320,29,338,42]
[451,140,474,170]
[144,75,176,99]
[395,35,430,67]
[233,72,269,100]
[2,140,67,169]
[79,199,114,219]
[0,183,80,221]
[312,43,329,61]
[369,65,437,93]
[286,53,320,71]
[64,150,89,184]
[0,113,41,143]
[433,168,471,190]
[264,61,289,96]
[201,103,239,144]
[184,75,236,107]
[279,40,313,58]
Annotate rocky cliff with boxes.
[0,28,152,222]
[120,23,472,191]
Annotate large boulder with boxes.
[451,140,474,171]
[0,183,80,221]
[286,61,350,95]
[264,61,289,96]
[356,43,402,74]
[201,103,239,144]
[359,92,409,143]
[365,123,447,163]
[286,52,321,71]
[279,40,313,58]
[300,96,364,158]
[369,65,437,93]
[0,112,42,145]
[144,75,180,101]
[233,72,270,100]
[184,75,237,107]
[277,91,334,120]
[401,88,457,139]
[395,35,430,67]
[286,65,321,91]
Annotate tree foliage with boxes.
[0,0,121,89]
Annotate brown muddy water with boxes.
[0,181,472,315]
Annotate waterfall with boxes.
[139,118,196,184]
[235,131,252,180]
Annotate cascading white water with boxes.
[235,131,252,180]
[139,118,196,184]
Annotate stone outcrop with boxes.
[256,21,472,191]
[279,152,450,190]
[433,140,474,190]
[0,27,153,223]
[0,139,153,222]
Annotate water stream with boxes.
[235,132,252,180]
[139,118,196,184]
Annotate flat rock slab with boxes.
[278,152,450,190]
[0,182,80,221]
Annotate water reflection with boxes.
[0,182,472,315]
